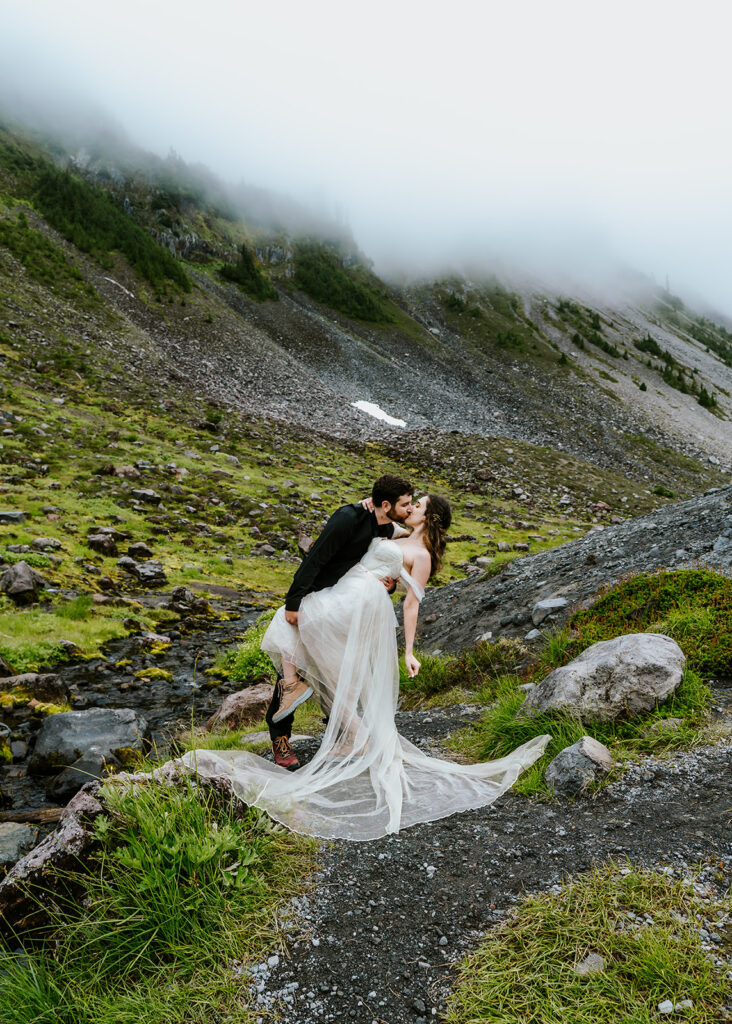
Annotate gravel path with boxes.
[249,707,732,1023]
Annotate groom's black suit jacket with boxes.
[284,503,395,612]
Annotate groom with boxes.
[267,473,413,769]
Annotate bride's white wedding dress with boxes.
[178,539,549,841]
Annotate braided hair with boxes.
[422,495,452,576]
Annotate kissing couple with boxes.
[179,475,549,841]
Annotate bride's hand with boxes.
[405,652,421,678]
[359,497,375,512]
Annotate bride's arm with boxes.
[403,549,431,678]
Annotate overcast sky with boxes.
[2,0,732,313]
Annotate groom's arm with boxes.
[284,504,360,613]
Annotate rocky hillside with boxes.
[416,484,732,653]
[1,116,731,498]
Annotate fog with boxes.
[2,0,732,314]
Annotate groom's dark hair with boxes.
[372,473,412,507]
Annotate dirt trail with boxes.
[251,706,732,1023]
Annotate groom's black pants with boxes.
[266,680,293,742]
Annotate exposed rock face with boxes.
[544,736,613,796]
[523,634,685,723]
[0,561,46,604]
[29,708,148,774]
[206,683,274,731]
[417,487,732,653]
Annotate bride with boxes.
[178,495,549,841]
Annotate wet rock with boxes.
[46,747,113,802]
[0,823,38,868]
[0,673,69,704]
[545,736,613,796]
[128,541,153,559]
[206,683,275,730]
[87,532,118,557]
[0,561,46,605]
[169,584,195,610]
[0,511,25,524]
[522,634,685,722]
[29,708,148,774]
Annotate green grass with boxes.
[568,569,732,678]
[209,610,276,683]
[446,863,731,1024]
[0,774,315,1024]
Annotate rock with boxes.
[475,556,493,568]
[134,560,167,587]
[128,541,153,559]
[117,555,138,573]
[113,464,142,480]
[0,673,69,704]
[170,584,195,610]
[0,823,38,867]
[523,634,685,722]
[524,628,541,640]
[573,952,606,976]
[0,561,46,605]
[545,736,613,796]
[87,532,118,556]
[0,511,25,524]
[497,541,511,552]
[531,596,568,625]
[658,1001,674,1015]
[253,543,276,557]
[46,747,113,802]
[31,537,62,551]
[206,683,275,731]
[139,632,171,648]
[131,488,161,506]
[298,532,314,555]
[29,708,148,774]
[0,654,16,677]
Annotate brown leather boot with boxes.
[271,675,313,724]
[272,735,300,770]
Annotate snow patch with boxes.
[352,401,406,427]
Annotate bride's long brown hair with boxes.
[423,495,452,576]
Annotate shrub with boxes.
[219,244,278,301]
[212,610,276,684]
[33,164,190,292]
[293,242,392,322]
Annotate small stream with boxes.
[0,594,262,812]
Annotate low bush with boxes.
[294,242,392,322]
[219,244,278,301]
[212,610,276,684]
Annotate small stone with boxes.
[658,1000,674,1014]
[675,1000,693,1010]
[573,952,606,976]
[267,955,279,968]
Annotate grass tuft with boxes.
[446,863,730,1024]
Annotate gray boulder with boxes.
[0,561,46,604]
[128,541,153,559]
[134,560,167,587]
[29,708,148,774]
[131,488,161,506]
[545,736,613,796]
[31,537,62,552]
[0,511,25,524]
[523,633,685,722]
[0,823,38,868]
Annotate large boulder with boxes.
[0,673,69,704]
[545,736,613,796]
[206,683,274,731]
[522,633,685,723]
[0,561,46,605]
[29,708,148,774]
[87,533,118,557]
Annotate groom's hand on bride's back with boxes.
[285,610,299,625]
